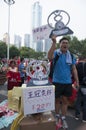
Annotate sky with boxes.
[0,0,86,44]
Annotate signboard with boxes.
[22,85,55,115]
[32,24,52,42]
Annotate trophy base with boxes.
[49,27,73,38]
[33,79,48,85]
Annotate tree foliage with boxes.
[69,36,86,58]
[20,47,31,58]
[0,41,7,58]
[0,36,86,59]
[9,45,20,59]
[80,39,86,58]
[19,47,45,59]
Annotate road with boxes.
[0,83,85,130]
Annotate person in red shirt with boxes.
[6,60,21,90]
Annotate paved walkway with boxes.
[0,83,86,130]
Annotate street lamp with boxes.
[4,0,15,61]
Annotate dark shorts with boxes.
[53,82,72,98]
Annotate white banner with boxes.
[32,24,52,42]
[22,85,55,115]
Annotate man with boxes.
[18,57,26,86]
[48,35,79,128]
[75,58,86,122]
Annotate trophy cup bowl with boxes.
[26,60,50,85]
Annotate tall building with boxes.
[44,39,52,52]
[32,1,42,28]
[3,33,8,43]
[31,1,43,51]
[14,35,22,49]
[24,34,30,47]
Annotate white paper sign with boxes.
[32,24,52,42]
[22,85,55,115]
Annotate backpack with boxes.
[49,53,73,81]
[49,54,59,80]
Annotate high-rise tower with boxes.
[31,1,43,51]
[32,1,42,28]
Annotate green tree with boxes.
[80,39,86,58]
[69,36,86,58]
[69,36,81,55]
[20,47,30,58]
[27,47,36,58]
[32,51,44,59]
[0,35,86,59]
[0,41,7,58]
[9,45,20,59]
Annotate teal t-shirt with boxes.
[53,51,76,84]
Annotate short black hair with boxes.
[9,60,16,65]
[59,37,69,43]
[20,57,24,62]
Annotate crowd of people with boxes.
[0,35,86,129]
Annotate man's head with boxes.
[59,37,69,53]
[9,60,16,67]
[20,57,25,63]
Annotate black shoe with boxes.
[75,115,80,120]
[82,120,86,123]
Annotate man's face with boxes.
[60,39,69,53]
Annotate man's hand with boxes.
[51,35,57,43]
